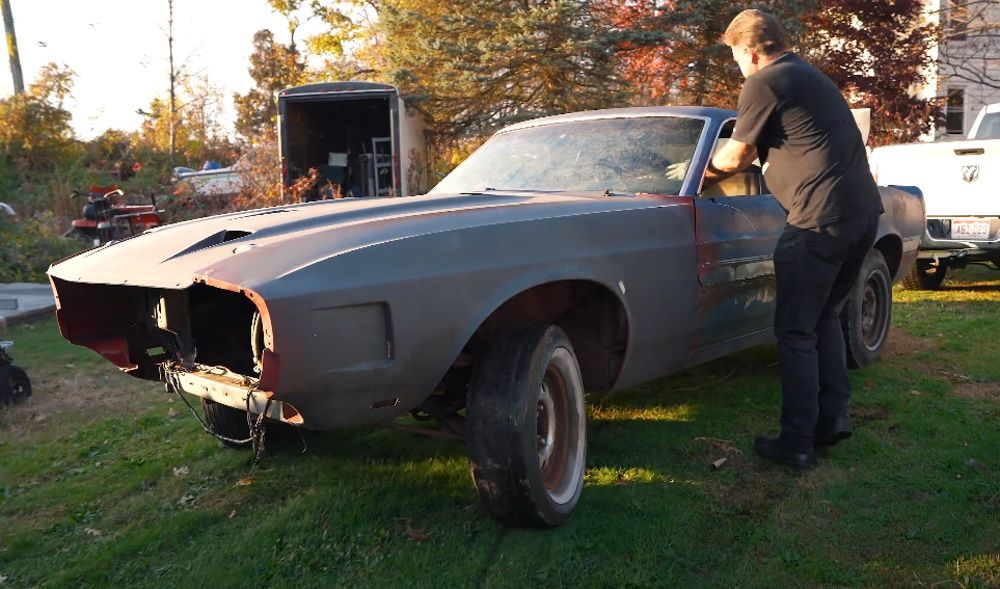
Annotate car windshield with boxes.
[429,116,705,195]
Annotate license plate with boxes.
[951,219,991,240]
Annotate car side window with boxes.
[700,120,768,198]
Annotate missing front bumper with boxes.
[168,365,303,426]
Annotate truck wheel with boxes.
[201,398,252,448]
[466,325,587,527]
[842,249,892,368]
[8,365,31,403]
[902,259,946,290]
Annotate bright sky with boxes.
[0,0,321,139]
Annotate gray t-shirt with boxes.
[733,53,883,228]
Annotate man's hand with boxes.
[705,139,758,185]
[666,160,690,181]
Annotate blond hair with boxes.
[722,9,788,56]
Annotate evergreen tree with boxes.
[377,0,629,143]
[234,29,306,140]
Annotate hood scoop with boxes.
[236,209,292,218]
[164,229,254,262]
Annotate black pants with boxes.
[773,215,880,449]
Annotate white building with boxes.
[923,0,1000,138]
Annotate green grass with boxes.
[2,267,999,588]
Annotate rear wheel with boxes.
[902,259,946,290]
[466,326,587,527]
[201,398,252,448]
[843,249,892,368]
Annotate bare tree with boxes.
[937,0,1000,90]
[1,0,24,94]
[168,0,177,163]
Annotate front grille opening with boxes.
[187,284,259,377]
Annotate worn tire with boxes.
[8,365,31,403]
[0,364,30,405]
[842,249,892,368]
[201,398,252,448]
[901,259,946,290]
[466,325,587,527]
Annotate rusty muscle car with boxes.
[48,107,924,526]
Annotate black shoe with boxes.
[815,415,852,449]
[754,436,817,471]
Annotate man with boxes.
[710,9,884,470]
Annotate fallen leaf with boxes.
[693,437,740,454]
[0,574,8,584]
[394,518,432,542]
[235,476,254,487]
[173,466,189,477]
[908,390,922,396]
[84,527,102,537]
[64,363,75,369]
[711,457,727,469]
[228,510,238,519]
[407,529,432,542]
[177,494,196,507]
[863,378,874,389]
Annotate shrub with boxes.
[0,211,85,282]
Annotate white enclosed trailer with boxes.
[278,82,430,200]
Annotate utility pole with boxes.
[168,0,176,164]
[1,0,24,95]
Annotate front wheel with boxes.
[201,398,253,448]
[466,325,587,527]
[842,249,892,368]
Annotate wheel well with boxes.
[465,281,629,391]
[874,234,902,280]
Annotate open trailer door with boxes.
[278,81,429,201]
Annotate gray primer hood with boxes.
[48,192,678,289]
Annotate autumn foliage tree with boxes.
[597,0,811,107]
[137,76,235,167]
[0,63,79,180]
[802,0,941,145]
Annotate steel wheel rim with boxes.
[537,382,556,468]
[861,270,889,351]
[537,349,584,505]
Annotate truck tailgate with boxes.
[871,139,1000,216]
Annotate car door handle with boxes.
[954,148,985,156]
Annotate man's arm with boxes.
[705,139,758,185]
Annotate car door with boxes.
[692,121,786,351]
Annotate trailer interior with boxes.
[282,96,394,200]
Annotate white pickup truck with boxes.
[869,104,1000,289]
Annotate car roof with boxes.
[498,106,736,134]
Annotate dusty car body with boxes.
[48,106,924,526]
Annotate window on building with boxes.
[946,88,965,135]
